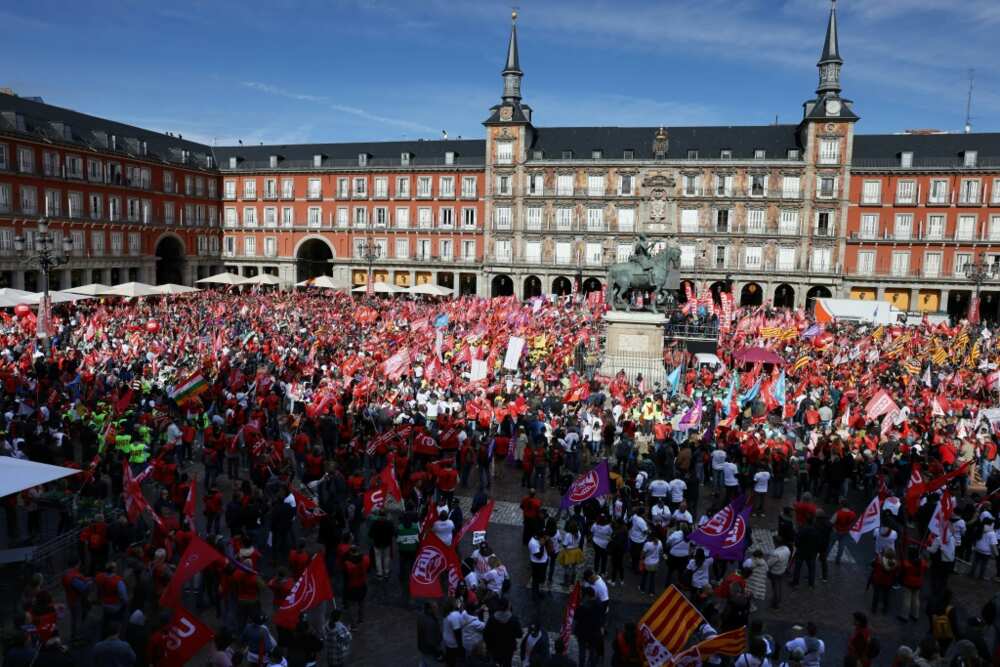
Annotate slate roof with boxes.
[214,139,485,170]
[853,132,1000,168]
[527,125,804,161]
[0,91,216,169]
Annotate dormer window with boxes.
[623,149,635,160]
[401,152,411,166]
[964,150,978,167]
[269,155,278,168]
[900,151,913,168]
[110,135,118,151]
[358,153,368,167]
[140,140,147,156]
[445,151,455,165]
[181,149,189,163]
[754,149,766,160]
[720,150,733,160]
[313,154,322,167]
[532,150,543,160]
[591,150,603,160]
[561,150,573,160]
[228,157,237,169]
[787,149,800,160]
[687,149,699,159]
[206,156,214,168]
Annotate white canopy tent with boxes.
[104,282,162,298]
[0,457,80,497]
[351,281,406,294]
[244,273,282,286]
[197,272,249,286]
[410,283,454,297]
[64,283,114,296]
[295,275,347,289]
[25,290,96,305]
[154,283,201,295]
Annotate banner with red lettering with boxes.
[454,500,495,547]
[905,461,970,516]
[383,348,411,380]
[409,532,462,598]
[864,389,899,421]
[363,457,402,516]
[160,607,215,667]
[273,555,335,629]
[159,535,226,608]
[849,496,881,542]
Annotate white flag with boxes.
[850,496,881,543]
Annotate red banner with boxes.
[160,607,215,667]
[159,535,226,608]
[409,532,462,598]
[273,555,335,629]
[454,500,494,547]
[561,582,581,647]
[182,483,196,523]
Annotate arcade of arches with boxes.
[155,236,185,285]
[296,239,334,284]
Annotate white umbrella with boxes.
[196,272,249,285]
[155,283,201,295]
[410,283,454,297]
[244,273,282,286]
[25,290,96,304]
[0,456,80,497]
[104,282,162,297]
[0,288,36,301]
[295,275,345,289]
[0,294,26,308]
[351,281,405,294]
[64,283,114,296]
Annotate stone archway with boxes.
[678,280,695,304]
[947,290,971,321]
[295,237,334,283]
[709,280,730,305]
[773,283,795,309]
[155,235,185,285]
[523,275,542,300]
[552,276,573,296]
[582,277,602,294]
[740,281,763,307]
[491,274,513,297]
[805,285,832,311]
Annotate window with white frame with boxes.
[462,208,476,229]
[586,242,603,266]
[890,251,910,276]
[183,175,193,195]
[896,180,916,204]
[956,215,976,241]
[461,239,476,260]
[353,177,367,197]
[857,250,875,275]
[375,207,389,227]
[17,146,34,173]
[587,175,605,196]
[209,236,219,254]
[395,239,409,259]
[0,184,10,213]
[747,209,765,234]
[20,185,36,214]
[494,239,512,262]
[91,231,105,256]
[67,191,82,218]
[893,213,912,240]
[336,208,348,227]
[69,230,84,255]
[439,177,455,198]
[193,235,205,255]
[954,252,972,276]
[374,177,388,198]
[860,213,879,239]
[680,244,695,268]
[280,207,293,227]
[264,237,277,257]
[461,176,476,198]
[281,179,294,199]
[243,179,256,199]
[523,173,541,196]
[129,232,141,256]
[815,211,833,236]
[88,159,102,182]
[555,241,572,265]
[960,179,980,204]
[494,206,512,229]
[749,174,768,197]
[715,174,733,196]
[779,209,799,235]
[208,179,217,199]
[159,200,172,225]
[929,179,948,204]
[244,236,256,256]
[744,245,762,268]
[45,190,62,217]
[555,207,572,231]
[243,207,257,227]
[524,240,541,263]
[184,204,194,225]
[418,207,433,228]
[524,207,542,230]
[439,239,453,260]
[496,140,513,165]
[923,251,942,277]
[618,208,635,232]
[781,175,800,198]
[557,174,574,196]
[818,138,839,164]
[926,214,944,240]
[223,180,236,199]
[353,207,367,227]
[396,177,410,198]
[308,178,321,199]
[126,197,139,221]
[811,247,832,272]
[395,207,409,228]
[193,175,203,195]
[964,151,978,167]
[680,208,699,232]
[587,208,604,231]
[0,144,6,170]
[263,207,277,227]
[66,155,83,179]
[417,177,431,198]
[777,247,796,271]
[683,174,700,196]
[496,175,512,196]
[818,175,836,198]
[264,178,277,199]
[336,178,349,198]
[714,208,730,232]
[224,207,237,227]
[862,180,881,204]
[991,215,1000,241]
[110,232,123,255]
[615,243,632,263]
[992,179,1000,204]
[223,236,236,256]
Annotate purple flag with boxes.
[678,399,703,430]
[689,495,751,561]
[560,460,611,509]
[801,323,823,339]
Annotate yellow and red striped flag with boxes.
[638,585,705,655]
[871,325,885,342]
[791,355,810,374]
[931,344,948,366]
[689,627,749,658]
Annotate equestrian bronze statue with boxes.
[606,235,681,313]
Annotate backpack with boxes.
[932,606,954,641]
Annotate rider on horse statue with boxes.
[632,234,656,280]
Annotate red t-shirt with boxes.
[833,508,858,534]
[793,501,817,527]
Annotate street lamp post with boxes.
[963,258,999,324]
[14,218,72,343]
[358,236,381,296]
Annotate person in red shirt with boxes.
[342,545,371,628]
[233,558,263,628]
[436,461,458,505]
[304,447,325,483]
[267,567,294,611]
[831,498,858,564]
[61,558,92,640]
[520,489,542,546]
[899,545,927,622]
[80,514,109,575]
[203,486,223,535]
[793,493,818,528]
[520,446,535,490]
[847,612,873,667]
[288,541,311,579]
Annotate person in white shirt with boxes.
[648,477,670,504]
[583,569,610,615]
[528,531,549,599]
[432,512,455,546]
[591,516,613,578]
[668,477,687,509]
[971,518,998,579]
[783,623,824,667]
[640,536,663,594]
[721,461,740,500]
[711,448,728,492]
[874,526,897,556]
[650,499,671,532]
[628,511,649,573]
[752,466,771,516]
[686,548,714,591]
[635,470,649,494]
[672,501,693,527]
[665,526,691,586]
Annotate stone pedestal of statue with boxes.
[599,310,667,386]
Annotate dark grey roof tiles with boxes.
[214,139,486,170]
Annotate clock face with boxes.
[499,106,513,122]
[825,100,842,116]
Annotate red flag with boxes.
[273,555,335,629]
[182,483,196,523]
[454,499,495,547]
[409,531,462,598]
[561,582,582,647]
[291,488,327,529]
[114,388,134,415]
[363,458,403,516]
[160,607,215,667]
[905,461,970,516]
[159,535,225,607]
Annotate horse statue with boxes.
[606,239,681,313]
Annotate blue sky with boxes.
[5,0,999,146]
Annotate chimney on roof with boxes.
[442,130,448,139]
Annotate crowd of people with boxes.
[0,288,998,667]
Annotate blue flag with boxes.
[772,370,786,407]
[666,365,681,396]
[434,313,449,328]
[738,375,762,407]
[723,371,738,417]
